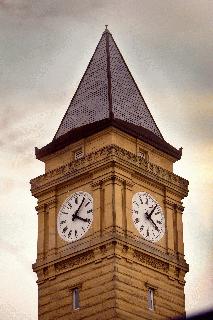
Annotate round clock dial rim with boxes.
[132,192,165,243]
[57,191,93,243]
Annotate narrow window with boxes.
[147,288,154,310]
[74,148,84,160]
[73,287,80,310]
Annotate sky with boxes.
[0,0,212,319]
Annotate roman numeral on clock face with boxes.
[62,226,68,233]
[146,228,149,237]
[133,201,139,207]
[68,230,72,238]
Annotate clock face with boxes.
[132,192,165,242]
[57,191,93,242]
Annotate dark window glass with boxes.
[73,288,80,310]
[148,288,154,310]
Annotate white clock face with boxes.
[132,192,165,242]
[57,191,93,242]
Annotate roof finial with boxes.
[103,25,111,34]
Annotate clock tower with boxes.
[31,28,189,320]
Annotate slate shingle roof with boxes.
[54,28,162,140]
[36,28,182,160]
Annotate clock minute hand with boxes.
[147,204,158,219]
[145,206,159,232]
[72,197,85,221]
[145,211,159,232]
[149,217,159,232]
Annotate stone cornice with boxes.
[163,199,185,212]
[55,250,94,273]
[33,234,188,285]
[30,144,188,197]
[33,228,188,274]
[133,250,169,273]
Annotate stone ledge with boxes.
[30,144,188,196]
[33,232,188,284]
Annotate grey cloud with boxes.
[0,0,212,146]
[152,94,213,147]
[175,98,213,144]
[0,106,23,130]
[0,0,212,106]
[0,0,103,18]
[108,0,213,93]
[0,104,56,156]
[0,0,29,12]
[0,1,212,155]
[186,107,213,143]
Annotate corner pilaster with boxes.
[46,192,57,258]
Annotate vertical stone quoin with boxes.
[31,28,189,319]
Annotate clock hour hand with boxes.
[145,210,159,232]
[75,216,89,223]
[147,204,158,219]
[72,197,85,221]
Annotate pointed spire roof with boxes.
[36,28,182,160]
[54,28,162,140]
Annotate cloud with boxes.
[178,94,213,143]
[1,0,212,115]
[0,0,103,18]
[0,0,48,17]
[0,0,29,12]
[0,177,15,193]
[112,1,213,93]
[0,103,57,155]
[185,262,213,315]
[0,303,33,320]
